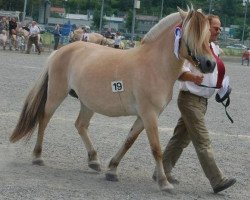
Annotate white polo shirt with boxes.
[29,25,40,37]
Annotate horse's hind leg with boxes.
[32,88,68,165]
[106,117,144,181]
[75,103,101,172]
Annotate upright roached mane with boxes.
[142,12,181,43]
[10,7,215,193]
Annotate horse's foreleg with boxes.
[143,114,174,192]
[75,104,100,172]
[105,117,144,181]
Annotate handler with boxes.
[153,14,236,193]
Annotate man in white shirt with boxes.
[154,15,236,193]
[114,31,122,49]
[26,21,41,54]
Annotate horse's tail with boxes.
[10,67,49,143]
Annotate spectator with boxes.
[53,24,61,50]
[26,21,41,55]
[114,31,122,49]
[9,17,18,50]
[105,28,113,39]
[242,48,250,66]
[0,17,9,50]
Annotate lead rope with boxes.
[198,84,234,123]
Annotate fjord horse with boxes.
[69,28,118,47]
[10,7,215,192]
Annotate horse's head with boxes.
[178,7,215,73]
[69,29,83,42]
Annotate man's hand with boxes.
[193,74,204,85]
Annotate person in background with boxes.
[114,31,122,49]
[0,17,9,50]
[53,24,61,50]
[105,28,113,39]
[153,14,236,194]
[242,47,250,66]
[9,17,17,50]
[26,21,41,55]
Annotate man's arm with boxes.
[179,71,204,85]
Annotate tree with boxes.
[125,9,133,32]
[92,9,106,31]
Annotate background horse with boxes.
[10,7,215,192]
[69,28,123,48]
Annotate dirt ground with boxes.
[0,50,249,200]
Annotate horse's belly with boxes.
[81,93,137,117]
[76,80,136,117]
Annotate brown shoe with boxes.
[213,178,236,193]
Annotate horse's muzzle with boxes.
[199,57,216,73]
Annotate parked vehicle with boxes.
[226,44,247,50]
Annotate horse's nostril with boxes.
[206,60,216,71]
[206,60,212,68]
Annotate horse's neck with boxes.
[141,23,184,83]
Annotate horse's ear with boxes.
[177,7,187,20]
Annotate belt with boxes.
[180,90,207,102]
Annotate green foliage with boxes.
[92,9,107,30]
[0,0,249,40]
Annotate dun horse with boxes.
[70,28,113,45]
[10,7,215,192]
[69,28,125,48]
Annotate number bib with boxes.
[111,81,124,92]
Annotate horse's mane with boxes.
[143,7,210,56]
[182,10,210,55]
[142,12,181,43]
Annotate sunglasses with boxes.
[212,27,222,32]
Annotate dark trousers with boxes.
[26,35,41,53]
[242,58,249,66]
[54,35,60,50]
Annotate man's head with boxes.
[31,21,36,26]
[208,14,221,42]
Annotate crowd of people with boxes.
[0,17,42,54]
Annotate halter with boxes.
[186,45,201,68]
[174,25,201,68]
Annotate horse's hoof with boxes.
[32,158,44,166]
[88,162,101,172]
[105,172,119,182]
[160,182,174,193]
